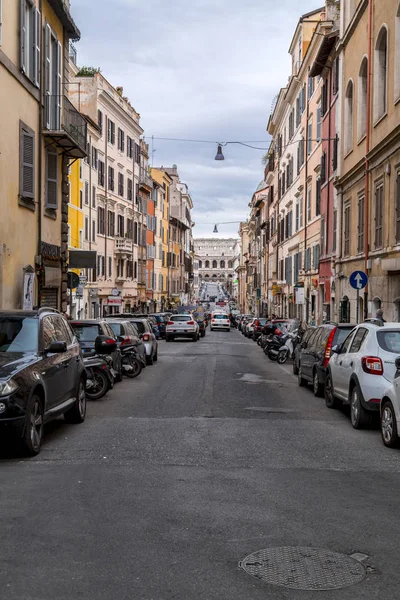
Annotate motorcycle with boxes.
[84,354,114,400]
[277,329,299,364]
[121,344,146,379]
[266,333,288,361]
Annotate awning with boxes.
[309,33,338,78]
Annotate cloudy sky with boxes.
[72,0,320,238]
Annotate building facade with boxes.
[195,238,240,293]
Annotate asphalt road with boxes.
[1,329,400,600]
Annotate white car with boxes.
[325,321,400,429]
[380,356,400,447]
[166,315,199,342]
[246,318,257,338]
[210,313,230,332]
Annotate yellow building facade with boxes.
[151,168,172,307]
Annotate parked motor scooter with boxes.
[121,343,146,378]
[267,333,288,361]
[277,329,299,364]
[84,335,118,400]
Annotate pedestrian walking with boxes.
[376,308,386,323]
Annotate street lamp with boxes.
[215,144,225,161]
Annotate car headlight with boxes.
[0,380,18,397]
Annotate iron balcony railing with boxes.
[44,94,87,155]
[139,171,153,190]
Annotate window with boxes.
[118,173,124,197]
[299,196,303,228]
[127,178,133,201]
[118,215,125,237]
[45,150,58,209]
[312,244,320,269]
[308,71,315,99]
[396,171,400,243]
[108,256,112,278]
[333,209,337,253]
[332,57,340,96]
[320,217,325,255]
[305,248,311,271]
[92,219,96,242]
[135,143,141,164]
[344,80,354,154]
[108,120,115,144]
[108,211,115,237]
[358,194,365,253]
[307,184,312,222]
[108,167,114,191]
[315,105,322,143]
[91,146,98,170]
[92,185,96,208]
[21,1,41,87]
[316,178,321,216]
[118,128,125,152]
[321,80,328,115]
[321,152,327,183]
[358,58,368,139]
[98,160,105,187]
[127,136,133,159]
[98,110,103,135]
[374,27,388,122]
[79,229,83,248]
[84,216,89,241]
[344,203,351,256]
[79,190,83,209]
[84,181,89,205]
[205,260,210,268]
[20,121,35,203]
[332,135,338,171]
[97,207,105,235]
[375,183,384,249]
[44,25,62,130]
[127,218,133,239]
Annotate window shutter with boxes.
[46,150,58,209]
[44,24,51,128]
[0,0,2,46]
[56,41,62,129]
[85,181,88,204]
[33,9,41,88]
[20,0,27,73]
[20,126,35,199]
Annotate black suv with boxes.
[0,308,86,455]
[70,320,123,381]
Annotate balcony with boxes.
[115,238,133,254]
[43,95,87,158]
[139,171,153,191]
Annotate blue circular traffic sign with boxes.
[349,270,368,290]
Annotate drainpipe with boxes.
[304,88,310,323]
[104,116,108,317]
[364,0,373,318]
[37,0,44,304]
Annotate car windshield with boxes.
[108,323,122,336]
[377,330,400,353]
[0,317,38,353]
[71,324,101,342]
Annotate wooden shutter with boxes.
[33,8,41,87]
[20,124,35,199]
[56,41,62,129]
[85,181,88,204]
[44,23,51,128]
[46,150,58,209]
[20,0,27,73]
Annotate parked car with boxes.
[210,313,231,332]
[166,315,199,342]
[149,314,168,339]
[128,318,158,364]
[380,356,400,447]
[70,320,123,382]
[293,327,315,375]
[238,315,252,332]
[325,321,400,429]
[105,319,146,366]
[252,318,268,340]
[298,323,355,397]
[0,308,86,455]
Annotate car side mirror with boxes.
[46,341,67,354]
[95,335,117,355]
[331,344,342,355]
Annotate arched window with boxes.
[212,260,217,269]
[205,260,210,268]
[373,297,382,313]
[344,80,354,154]
[199,260,203,269]
[220,260,225,269]
[357,58,368,140]
[395,5,400,99]
[374,26,388,121]
[205,274,209,279]
[228,261,233,269]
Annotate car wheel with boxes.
[381,400,400,448]
[324,373,341,409]
[153,349,158,362]
[298,364,307,387]
[201,331,205,337]
[193,335,198,342]
[293,359,299,375]
[166,336,171,342]
[146,353,154,366]
[350,384,372,429]
[21,394,44,456]
[64,379,86,424]
[313,370,324,398]
[115,361,123,383]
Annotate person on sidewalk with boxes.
[376,309,386,324]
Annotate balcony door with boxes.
[45,24,62,130]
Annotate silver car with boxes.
[129,318,158,365]
[166,314,199,342]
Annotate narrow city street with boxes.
[1,330,400,600]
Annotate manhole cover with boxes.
[240,547,366,590]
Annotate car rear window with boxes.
[131,321,146,334]
[333,327,355,346]
[171,316,192,322]
[214,315,228,319]
[71,324,101,342]
[377,330,400,353]
[108,323,122,336]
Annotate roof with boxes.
[255,179,268,193]
[309,31,338,77]
[48,0,81,41]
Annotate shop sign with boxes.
[296,287,305,305]
[108,296,123,305]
